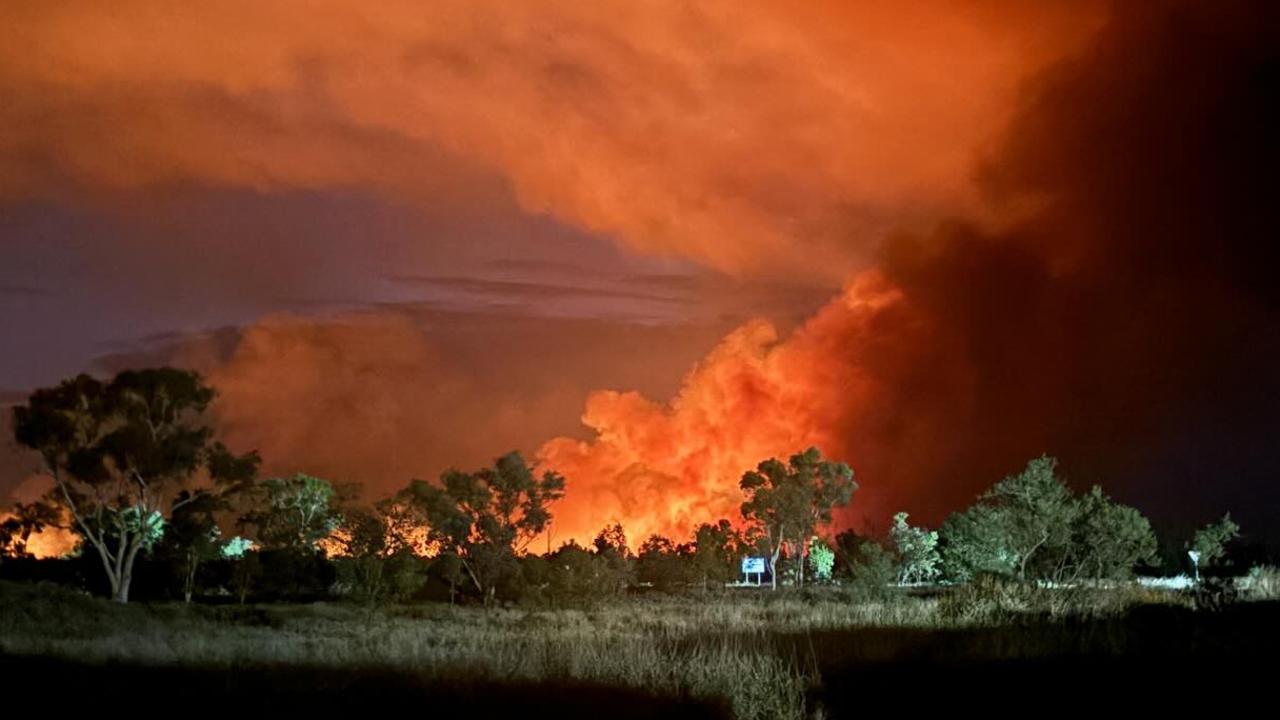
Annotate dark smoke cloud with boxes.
[544,0,1280,545]
[844,0,1280,532]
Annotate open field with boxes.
[4,580,1277,717]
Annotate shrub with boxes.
[846,540,896,600]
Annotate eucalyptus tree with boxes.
[12,369,259,602]
[399,451,564,605]
[739,447,856,589]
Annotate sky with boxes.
[2,1,1277,550]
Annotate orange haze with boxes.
[8,2,1271,550]
[0,0,1102,279]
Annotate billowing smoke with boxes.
[3,1,1276,549]
[0,0,1098,279]
[538,0,1280,541]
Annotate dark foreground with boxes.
[2,582,1277,717]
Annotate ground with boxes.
[2,580,1276,717]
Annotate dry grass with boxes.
[0,581,1202,719]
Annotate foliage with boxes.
[939,504,1019,582]
[636,534,693,591]
[230,551,261,604]
[1239,565,1280,601]
[222,536,254,558]
[241,473,342,552]
[0,503,63,559]
[939,455,1158,583]
[979,455,1076,581]
[691,519,742,590]
[740,447,856,589]
[1189,513,1240,569]
[156,493,225,602]
[1072,487,1157,579]
[254,548,335,600]
[330,503,427,603]
[807,536,835,582]
[590,522,635,596]
[846,540,896,600]
[890,512,940,584]
[399,451,564,605]
[532,538,632,606]
[11,368,259,602]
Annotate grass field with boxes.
[2,580,1276,717]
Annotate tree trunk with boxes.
[114,572,131,603]
[797,541,805,588]
[184,552,199,604]
[769,535,783,591]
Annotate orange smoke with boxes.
[0,0,1101,279]
[538,273,901,543]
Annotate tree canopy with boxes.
[11,368,259,602]
[939,455,1157,583]
[739,447,855,589]
[399,451,564,604]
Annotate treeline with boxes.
[0,368,1251,605]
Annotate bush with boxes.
[846,541,896,600]
[1238,565,1280,601]
[937,574,1036,624]
[334,551,428,603]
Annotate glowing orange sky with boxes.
[5,1,1277,550]
[0,1,1102,278]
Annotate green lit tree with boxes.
[740,447,856,590]
[890,512,941,584]
[981,456,1076,581]
[808,536,835,582]
[940,503,1018,582]
[1072,487,1157,579]
[941,456,1159,583]
[12,369,259,602]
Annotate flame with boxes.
[0,511,78,559]
[538,272,901,544]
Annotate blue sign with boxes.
[741,557,766,574]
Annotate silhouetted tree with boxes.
[636,534,691,591]
[241,473,342,551]
[399,451,564,605]
[157,493,226,602]
[11,369,258,602]
[332,501,427,603]
[690,519,741,591]
[591,522,634,595]
[0,502,61,559]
